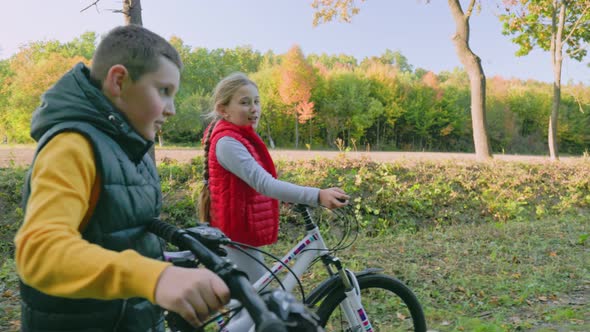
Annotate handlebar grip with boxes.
[149,217,182,243]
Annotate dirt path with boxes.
[0,146,581,167]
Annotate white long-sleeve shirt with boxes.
[216,136,320,207]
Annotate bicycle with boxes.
[149,218,323,332]
[158,203,427,332]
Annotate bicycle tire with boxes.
[315,273,427,332]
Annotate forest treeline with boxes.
[1,32,589,154]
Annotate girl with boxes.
[199,72,349,281]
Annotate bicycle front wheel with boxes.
[316,273,426,332]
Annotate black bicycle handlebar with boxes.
[149,218,288,332]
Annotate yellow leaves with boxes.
[9,53,88,107]
[311,0,365,26]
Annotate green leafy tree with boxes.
[361,60,402,149]
[0,59,13,143]
[4,50,87,143]
[311,0,492,160]
[251,66,288,148]
[308,53,358,70]
[499,0,590,160]
[314,70,378,148]
[164,89,209,144]
[361,49,414,73]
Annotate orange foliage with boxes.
[278,45,316,123]
[422,71,443,101]
[297,101,315,123]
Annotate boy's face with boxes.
[217,84,261,129]
[111,56,180,141]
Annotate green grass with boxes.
[0,213,587,331]
[1,158,588,331]
[269,211,589,331]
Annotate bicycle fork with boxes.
[333,259,374,332]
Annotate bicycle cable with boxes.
[229,241,307,303]
[227,244,288,291]
[290,204,360,274]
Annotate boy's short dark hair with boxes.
[90,24,183,85]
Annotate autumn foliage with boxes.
[0,34,589,154]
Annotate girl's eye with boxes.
[254,99,260,105]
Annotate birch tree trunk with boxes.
[548,1,566,161]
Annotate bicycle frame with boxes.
[215,206,374,332]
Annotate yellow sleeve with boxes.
[14,132,170,303]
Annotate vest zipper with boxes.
[113,299,127,331]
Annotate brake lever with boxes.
[185,224,230,257]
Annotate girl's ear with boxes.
[103,65,129,98]
[216,103,227,118]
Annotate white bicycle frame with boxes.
[214,220,374,332]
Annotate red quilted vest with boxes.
[206,120,279,246]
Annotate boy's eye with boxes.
[159,87,170,95]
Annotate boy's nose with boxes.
[164,103,176,116]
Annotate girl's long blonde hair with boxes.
[198,72,258,222]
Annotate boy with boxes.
[14,25,229,331]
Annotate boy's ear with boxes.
[103,65,129,98]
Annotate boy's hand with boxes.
[319,187,350,209]
[155,266,230,327]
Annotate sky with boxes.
[1,0,588,85]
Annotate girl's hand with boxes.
[319,187,350,209]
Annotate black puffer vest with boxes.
[20,123,164,332]
[19,63,166,332]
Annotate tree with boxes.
[361,49,414,73]
[446,1,492,160]
[278,45,317,148]
[82,0,143,25]
[311,0,493,160]
[3,51,87,143]
[251,67,285,148]
[82,0,153,158]
[499,0,590,160]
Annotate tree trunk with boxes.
[121,0,155,162]
[448,0,492,161]
[376,119,380,150]
[123,0,143,25]
[294,112,299,149]
[308,118,313,147]
[548,1,566,161]
[265,117,275,149]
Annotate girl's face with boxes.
[217,84,261,128]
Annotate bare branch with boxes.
[464,0,477,19]
[80,0,101,13]
[571,92,587,113]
